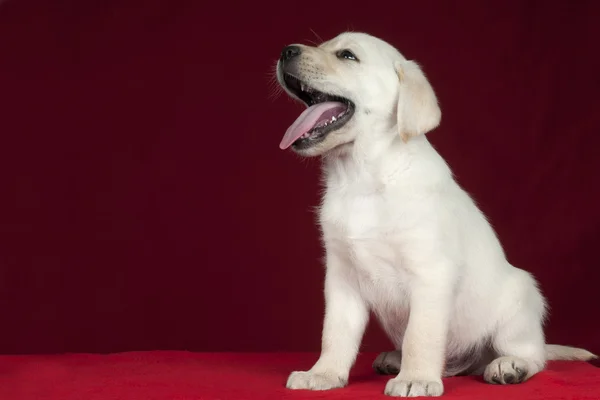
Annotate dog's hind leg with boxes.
[373,350,402,375]
[483,273,547,385]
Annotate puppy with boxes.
[275,32,596,397]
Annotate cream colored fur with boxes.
[276,32,596,397]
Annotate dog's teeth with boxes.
[331,116,337,122]
[300,83,306,91]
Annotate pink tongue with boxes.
[279,102,347,150]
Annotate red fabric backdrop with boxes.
[0,0,598,356]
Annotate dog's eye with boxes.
[336,49,358,61]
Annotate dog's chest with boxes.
[321,183,410,309]
[321,186,388,242]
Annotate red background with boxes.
[0,0,598,356]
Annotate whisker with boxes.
[309,28,324,44]
[266,60,284,102]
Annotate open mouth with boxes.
[279,73,355,150]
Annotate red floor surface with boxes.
[0,352,598,400]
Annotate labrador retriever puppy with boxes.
[275,32,596,397]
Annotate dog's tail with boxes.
[545,344,597,361]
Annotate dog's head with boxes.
[276,32,441,157]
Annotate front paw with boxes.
[286,370,346,391]
[384,378,444,397]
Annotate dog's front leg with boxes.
[286,251,368,391]
[384,265,452,397]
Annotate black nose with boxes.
[281,45,301,62]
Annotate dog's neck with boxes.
[321,131,450,192]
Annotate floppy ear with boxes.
[395,60,441,142]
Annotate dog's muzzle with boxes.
[277,45,355,151]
